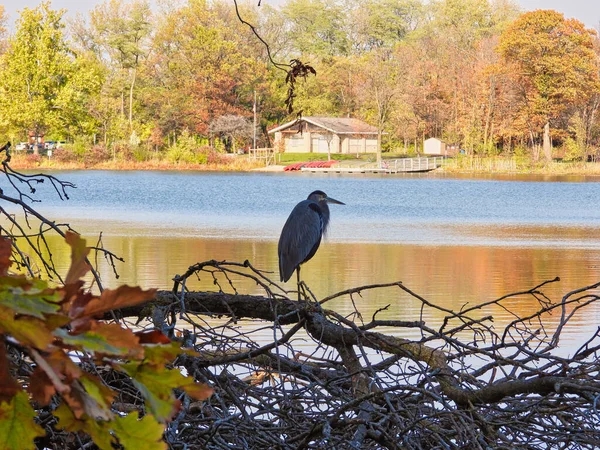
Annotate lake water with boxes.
[7,170,600,349]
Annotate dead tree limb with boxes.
[99,260,600,449]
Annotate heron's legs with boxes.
[296,266,302,302]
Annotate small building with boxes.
[268,117,379,154]
[423,138,447,156]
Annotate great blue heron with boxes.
[278,190,345,289]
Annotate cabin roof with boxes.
[268,116,379,135]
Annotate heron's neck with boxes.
[319,202,331,234]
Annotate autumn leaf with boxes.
[53,403,114,450]
[116,363,185,422]
[79,374,116,416]
[135,329,171,345]
[112,413,167,450]
[0,285,61,319]
[27,367,55,406]
[0,238,12,276]
[63,380,112,421]
[142,341,197,365]
[71,285,157,319]
[0,342,20,403]
[0,305,54,349]
[180,382,214,402]
[55,322,144,358]
[0,391,45,450]
[64,231,91,285]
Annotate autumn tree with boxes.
[208,114,253,152]
[498,10,600,161]
[0,6,7,55]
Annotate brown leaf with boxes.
[0,238,12,276]
[28,367,56,406]
[64,232,91,285]
[71,285,157,319]
[0,341,20,403]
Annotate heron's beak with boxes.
[325,196,345,205]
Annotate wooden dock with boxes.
[300,157,445,174]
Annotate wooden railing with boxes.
[387,157,445,172]
[249,148,276,166]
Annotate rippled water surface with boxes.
[9,170,600,349]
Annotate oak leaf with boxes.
[54,403,114,450]
[71,285,156,319]
[64,231,91,285]
[0,238,12,276]
[112,413,167,450]
[0,391,45,450]
[55,322,143,358]
[0,305,54,349]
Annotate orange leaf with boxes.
[135,330,171,345]
[71,285,157,319]
[57,322,144,359]
[0,238,12,276]
[64,232,91,285]
[181,383,214,402]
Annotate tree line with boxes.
[0,0,598,162]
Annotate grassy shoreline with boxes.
[9,153,600,176]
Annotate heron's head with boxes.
[307,190,345,206]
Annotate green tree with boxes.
[282,0,350,57]
[0,2,73,152]
[349,0,423,51]
[88,0,153,141]
[498,10,600,161]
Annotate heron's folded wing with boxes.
[278,200,322,281]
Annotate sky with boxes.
[1,0,599,30]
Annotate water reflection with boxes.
[36,231,600,348]
[8,170,600,353]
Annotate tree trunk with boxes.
[129,67,137,134]
[543,121,552,162]
[376,131,382,168]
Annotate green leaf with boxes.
[0,285,61,319]
[112,413,166,450]
[0,391,45,450]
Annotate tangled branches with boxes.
[0,142,122,289]
[106,260,600,449]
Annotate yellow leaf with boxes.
[0,305,54,349]
[0,391,45,450]
[112,413,167,450]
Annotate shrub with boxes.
[562,137,585,162]
[165,131,208,165]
